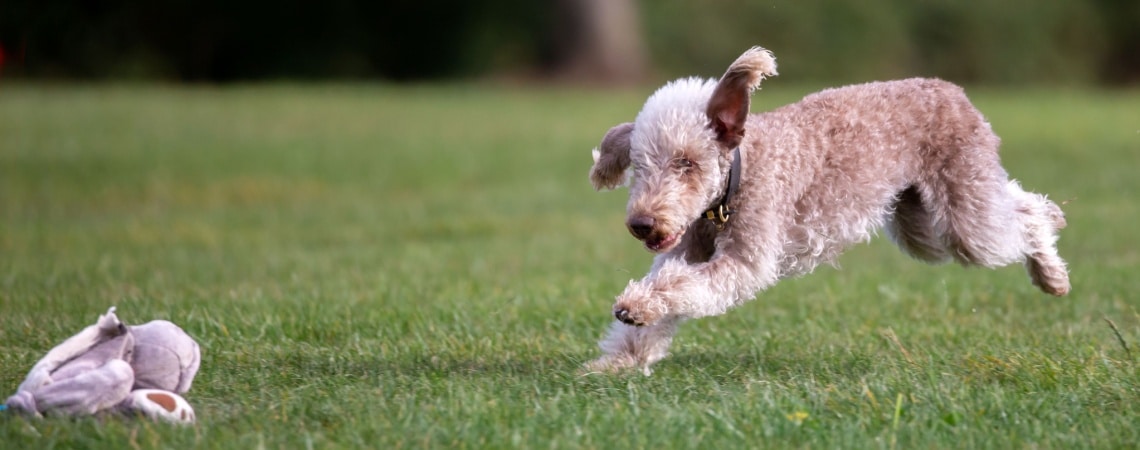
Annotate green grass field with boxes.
[1,82,1138,448]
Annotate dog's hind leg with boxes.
[1006,181,1070,296]
[923,139,1069,296]
[885,185,952,263]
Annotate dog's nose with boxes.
[627,216,655,239]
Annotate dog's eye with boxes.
[673,158,694,170]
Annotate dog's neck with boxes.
[703,147,742,230]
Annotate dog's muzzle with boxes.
[626,216,655,240]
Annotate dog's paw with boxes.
[580,354,651,376]
[581,355,628,374]
[612,283,670,326]
[613,301,664,327]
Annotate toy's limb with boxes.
[29,359,135,416]
[5,391,39,416]
[15,307,125,393]
[119,389,196,424]
[7,318,135,417]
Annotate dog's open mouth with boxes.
[644,232,682,252]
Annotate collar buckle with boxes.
[704,204,733,230]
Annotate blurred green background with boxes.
[2,0,1137,84]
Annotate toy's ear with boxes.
[589,122,634,191]
[707,46,777,150]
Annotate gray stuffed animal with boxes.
[5,307,200,423]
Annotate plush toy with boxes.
[5,307,200,424]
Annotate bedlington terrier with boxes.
[584,46,1069,374]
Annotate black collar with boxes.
[704,147,742,230]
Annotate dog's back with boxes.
[739,78,1066,292]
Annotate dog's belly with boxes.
[775,168,905,278]
[777,210,889,278]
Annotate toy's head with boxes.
[128,320,201,393]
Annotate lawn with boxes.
[1,82,1138,448]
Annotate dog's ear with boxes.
[589,122,634,191]
[706,47,777,150]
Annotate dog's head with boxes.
[589,47,777,253]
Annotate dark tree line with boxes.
[1,0,561,81]
[1,0,1136,84]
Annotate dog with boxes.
[584,46,1069,374]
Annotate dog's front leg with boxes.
[587,255,751,374]
[583,316,683,375]
[614,249,777,327]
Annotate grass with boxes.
[1,81,1138,449]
